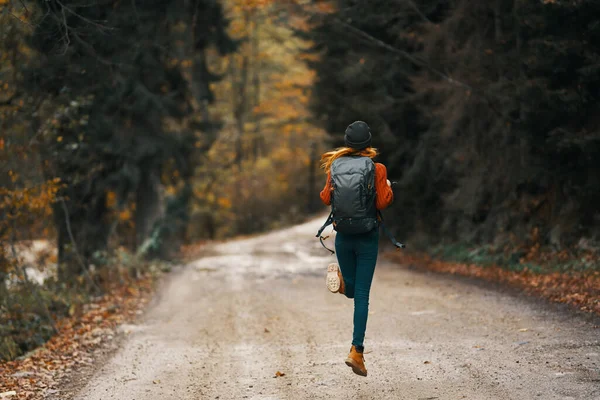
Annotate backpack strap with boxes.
[316,211,335,255]
[377,210,406,249]
[316,210,404,253]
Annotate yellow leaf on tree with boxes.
[166,185,177,196]
[217,197,232,209]
[119,209,132,221]
[106,191,117,208]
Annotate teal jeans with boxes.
[335,228,379,348]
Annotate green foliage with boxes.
[429,242,600,275]
[0,0,234,359]
[16,0,236,279]
[0,246,171,361]
[307,0,600,249]
[1,281,71,361]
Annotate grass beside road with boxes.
[385,244,600,316]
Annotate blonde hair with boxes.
[320,147,378,173]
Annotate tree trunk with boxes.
[513,0,527,168]
[55,186,109,285]
[251,11,263,161]
[307,141,318,213]
[234,53,249,167]
[494,0,503,43]
[0,250,8,309]
[232,11,251,167]
[135,170,164,250]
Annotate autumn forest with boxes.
[2,0,600,387]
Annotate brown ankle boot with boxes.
[345,345,367,376]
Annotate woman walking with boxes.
[319,120,394,377]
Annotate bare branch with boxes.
[15,0,30,19]
[69,30,117,66]
[400,0,433,24]
[333,18,473,91]
[7,10,35,27]
[60,4,71,55]
[323,16,519,123]
[54,0,113,33]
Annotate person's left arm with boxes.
[374,163,394,210]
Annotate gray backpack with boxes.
[316,156,405,254]
[329,156,378,234]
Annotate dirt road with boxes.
[72,218,599,400]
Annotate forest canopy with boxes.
[306,0,600,251]
[2,0,600,361]
[0,0,327,360]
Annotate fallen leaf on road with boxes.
[274,371,285,378]
[384,251,600,318]
[264,328,270,333]
[0,276,154,400]
[519,328,529,332]
[152,380,161,384]
[424,361,431,364]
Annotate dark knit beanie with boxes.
[344,121,372,149]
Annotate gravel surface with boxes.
[71,218,600,400]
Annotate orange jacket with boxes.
[320,162,394,210]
